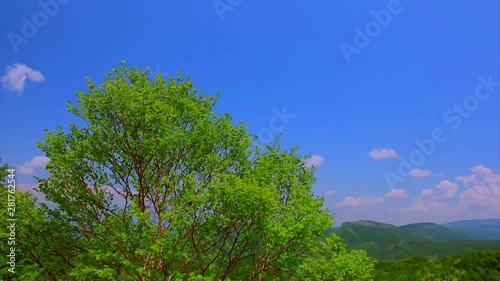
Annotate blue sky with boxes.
[1,0,499,225]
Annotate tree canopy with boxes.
[1,64,375,280]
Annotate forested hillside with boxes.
[374,250,500,280]
[401,222,474,241]
[332,220,500,260]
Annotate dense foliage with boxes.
[374,250,500,280]
[296,233,375,280]
[1,64,375,280]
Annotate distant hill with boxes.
[443,219,500,240]
[346,220,398,228]
[401,222,474,241]
[332,220,500,260]
[332,221,419,260]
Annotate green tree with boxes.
[373,251,500,281]
[15,63,374,280]
[1,155,79,280]
[296,233,375,281]
[416,257,465,281]
[0,156,8,181]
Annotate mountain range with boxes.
[443,219,500,240]
[330,219,500,260]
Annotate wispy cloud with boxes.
[325,190,336,196]
[384,188,407,198]
[410,167,432,177]
[305,154,325,168]
[405,199,430,213]
[0,63,44,94]
[335,196,384,208]
[369,148,397,159]
[16,156,50,175]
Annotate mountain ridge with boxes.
[331,218,500,260]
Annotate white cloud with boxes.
[470,165,495,177]
[456,174,476,185]
[436,180,459,198]
[16,156,50,175]
[335,196,384,208]
[419,188,434,198]
[16,183,47,203]
[460,187,499,211]
[17,183,38,193]
[369,148,397,159]
[25,156,50,167]
[401,181,458,214]
[305,154,325,168]
[458,165,500,215]
[384,188,407,198]
[401,165,499,219]
[406,199,429,212]
[413,181,458,202]
[16,166,36,175]
[410,168,432,177]
[325,190,336,196]
[0,63,44,94]
[403,199,460,216]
